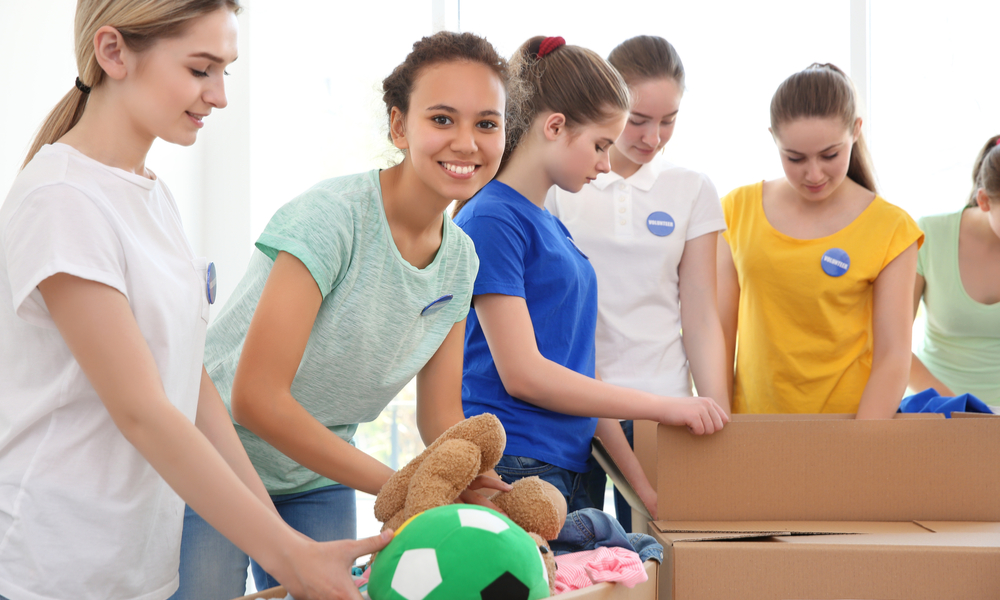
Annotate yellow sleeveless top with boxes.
[722,182,923,414]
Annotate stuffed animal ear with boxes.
[374,413,506,523]
[492,477,567,541]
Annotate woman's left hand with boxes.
[456,473,513,513]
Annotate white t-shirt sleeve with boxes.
[3,183,126,328]
[685,173,727,241]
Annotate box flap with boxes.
[658,530,786,543]
[951,411,999,419]
[727,413,943,422]
[914,521,1000,534]
[653,520,926,535]
[772,530,1000,548]
[657,417,1000,522]
[591,436,653,523]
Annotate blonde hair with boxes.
[22,0,241,169]
[967,135,1000,207]
[770,63,877,193]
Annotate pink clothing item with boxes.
[553,547,648,593]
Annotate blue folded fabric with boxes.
[898,388,995,418]
[551,507,664,563]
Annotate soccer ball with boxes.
[367,504,550,600]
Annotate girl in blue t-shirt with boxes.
[453,36,729,516]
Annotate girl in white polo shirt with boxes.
[545,36,730,531]
[0,2,388,599]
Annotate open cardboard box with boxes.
[233,559,658,599]
[634,412,1000,599]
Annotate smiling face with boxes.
[772,116,859,202]
[614,77,682,167]
[122,8,239,146]
[548,112,628,193]
[392,60,506,204]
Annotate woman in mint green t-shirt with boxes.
[172,32,512,598]
[911,135,1000,404]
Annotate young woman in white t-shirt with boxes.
[0,2,388,599]
[544,36,730,531]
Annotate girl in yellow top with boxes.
[717,63,923,418]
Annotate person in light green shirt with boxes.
[172,32,513,597]
[911,135,1000,405]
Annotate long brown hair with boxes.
[770,63,877,193]
[22,0,241,169]
[967,135,1000,207]
[607,35,684,90]
[452,36,630,217]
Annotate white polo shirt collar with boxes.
[591,159,660,192]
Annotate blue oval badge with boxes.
[421,294,453,316]
[820,248,850,277]
[646,211,675,237]
[206,261,217,305]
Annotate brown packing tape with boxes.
[657,416,1000,522]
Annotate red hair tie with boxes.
[538,36,566,58]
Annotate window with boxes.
[460,0,851,195]
[869,0,1000,221]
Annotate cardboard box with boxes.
[233,559,658,599]
[641,413,1000,599]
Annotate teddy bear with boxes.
[372,413,566,593]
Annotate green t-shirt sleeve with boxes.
[255,186,353,298]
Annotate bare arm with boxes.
[195,366,279,516]
[415,319,470,445]
[908,273,955,396]
[716,235,741,411]
[230,251,393,496]
[856,243,919,419]
[474,294,727,434]
[679,232,730,415]
[594,418,657,520]
[37,273,388,600]
[416,318,511,506]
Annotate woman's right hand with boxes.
[279,531,393,600]
[657,396,729,434]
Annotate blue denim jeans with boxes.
[612,419,635,532]
[493,455,595,513]
[170,483,356,599]
[551,507,663,563]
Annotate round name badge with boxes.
[421,294,453,316]
[206,261,217,304]
[646,211,675,237]
[820,248,850,277]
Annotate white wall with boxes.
[3,0,999,305]
[0,0,253,311]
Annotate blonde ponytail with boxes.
[21,0,241,169]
